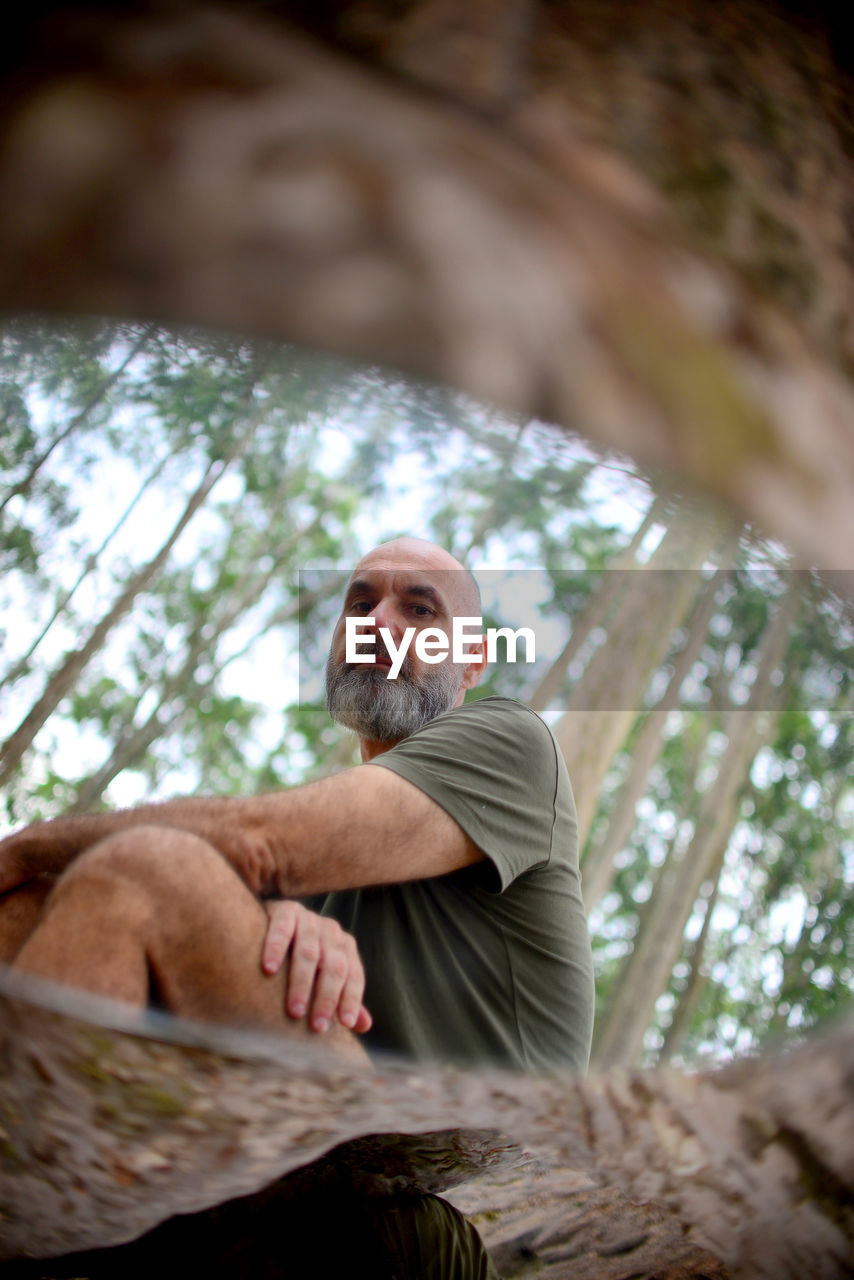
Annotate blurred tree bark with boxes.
[1,973,852,1277]
[1,1,852,582]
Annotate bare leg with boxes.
[11,826,364,1059]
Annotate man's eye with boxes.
[410,604,434,618]
[351,600,374,613]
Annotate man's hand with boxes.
[261,900,372,1035]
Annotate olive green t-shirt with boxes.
[317,697,594,1073]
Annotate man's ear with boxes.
[460,641,486,691]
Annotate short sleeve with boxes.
[368,697,575,891]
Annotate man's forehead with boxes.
[344,565,455,595]
[342,542,480,614]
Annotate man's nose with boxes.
[371,597,405,639]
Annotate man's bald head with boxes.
[352,537,481,621]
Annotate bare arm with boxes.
[0,765,484,897]
[219,765,485,895]
[0,796,247,894]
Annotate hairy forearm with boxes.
[0,786,332,896]
[0,795,251,889]
[0,765,481,898]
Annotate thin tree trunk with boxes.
[579,706,668,900]
[589,704,719,1049]
[67,596,266,812]
[0,392,267,784]
[527,493,666,714]
[70,575,341,808]
[67,508,322,811]
[593,585,798,1068]
[0,324,157,515]
[658,861,722,1061]
[554,500,730,846]
[581,565,734,907]
[0,451,173,691]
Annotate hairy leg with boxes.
[11,826,364,1059]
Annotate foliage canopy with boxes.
[1,319,851,1068]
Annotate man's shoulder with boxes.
[394,696,560,769]
[436,695,548,729]
[433,696,556,742]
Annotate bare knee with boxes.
[60,825,236,907]
[33,827,235,957]
[70,823,215,870]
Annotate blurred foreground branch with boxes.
[0,2,853,577]
[1,970,852,1277]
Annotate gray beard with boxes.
[325,654,462,741]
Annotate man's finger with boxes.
[284,911,322,1019]
[331,945,367,1032]
[261,900,298,975]
[308,950,351,1032]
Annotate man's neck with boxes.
[359,736,401,762]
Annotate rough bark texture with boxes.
[1,969,852,1277]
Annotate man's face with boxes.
[325,548,482,744]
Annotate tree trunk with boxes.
[1,4,852,580]
[0,450,173,692]
[658,871,721,1061]
[1,5,853,1275]
[0,404,263,784]
[593,587,797,1068]
[581,566,734,908]
[66,509,320,811]
[554,500,729,845]
[1,966,852,1278]
[527,493,667,714]
[0,324,156,515]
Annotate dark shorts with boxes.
[5,1186,501,1280]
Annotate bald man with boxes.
[0,538,593,1071]
[0,538,594,1279]
[0,538,593,1072]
